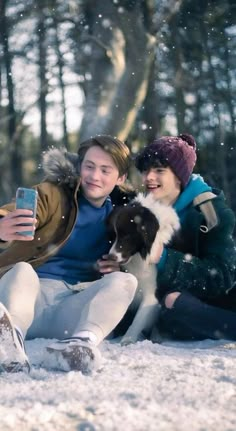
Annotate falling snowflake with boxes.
[184,254,192,262]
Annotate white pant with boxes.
[0,262,137,344]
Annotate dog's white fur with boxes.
[134,193,180,263]
[110,193,180,345]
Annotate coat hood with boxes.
[42,147,80,188]
[42,147,136,202]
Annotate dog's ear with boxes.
[135,208,159,260]
[106,207,120,242]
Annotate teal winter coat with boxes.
[157,187,236,311]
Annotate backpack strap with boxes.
[193,192,218,232]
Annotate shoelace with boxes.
[15,328,26,351]
[59,336,91,344]
[1,361,28,373]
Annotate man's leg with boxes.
[50,272,137,342]
[0,262,40,334]
[159,291,236,341]
[26,278,75,339]
[0,262,40,372]
[46,272,137,372]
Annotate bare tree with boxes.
[77,0,183,142]
[37,4,48,152]
[0,0,23,189]
[53,13,69,149]
[200,20,230,202]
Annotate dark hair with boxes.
[78,135,131,176]
[135,134,197,187]
[135,149,169,172]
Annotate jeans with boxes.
[159,291,236,341]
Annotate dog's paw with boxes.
[150,326,163,344]
[120,336,136,346]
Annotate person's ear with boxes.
[116,174,127,186]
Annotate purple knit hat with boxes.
[135,133,197,187]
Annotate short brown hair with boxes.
[78,135,131,176]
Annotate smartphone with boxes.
[15,187,38,236]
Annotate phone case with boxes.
[16,188,38,236]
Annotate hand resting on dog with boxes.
[97,254,121,274]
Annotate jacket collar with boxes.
[174,174,212,215]
[42,147,80,189]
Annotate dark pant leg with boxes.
[158,292,236,341]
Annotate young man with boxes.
[0,135,137,373]
[135,133,236,341]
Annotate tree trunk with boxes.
[200,21,230,203]
[37,8,48,152]
[0,0,22,190]
[77,0,127,141]
[139,57,160,144]
[78,0,184,143]
[170,15,186,133]
[222,29,235,136]
[54,18,69,149]
[0,63,2,107]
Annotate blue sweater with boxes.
[36,194,113,284]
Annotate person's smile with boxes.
[86,181,102,189]
[146,183,161,191]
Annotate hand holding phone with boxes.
[15,188,38,237]
[0,209,36,242]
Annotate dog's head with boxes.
[107,193,180,264]
[107,203,160,263]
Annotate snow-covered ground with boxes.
[1,338,236,431]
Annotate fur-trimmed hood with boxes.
[42,147,80,189]
[41,147,136,202]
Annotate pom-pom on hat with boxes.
[135,133,197,188]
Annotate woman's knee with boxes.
[165,292,181,309]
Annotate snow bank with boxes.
[1,338,236,431]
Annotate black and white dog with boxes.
[107,193,180,345]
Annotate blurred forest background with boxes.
[0,0,236,216]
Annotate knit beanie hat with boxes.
[135,133,197,188]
